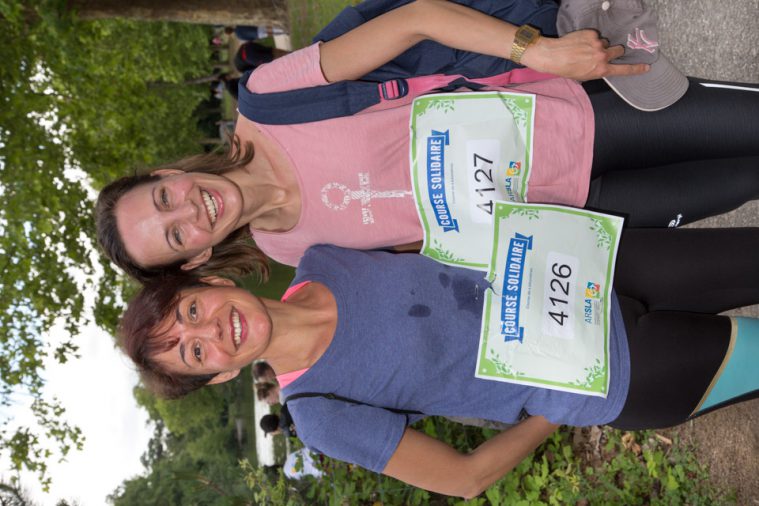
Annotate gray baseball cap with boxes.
[557,0,689,111]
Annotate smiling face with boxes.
[115,169,245,270]
[151,279,273,381]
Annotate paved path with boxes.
[645,1,758,503]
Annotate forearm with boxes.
[319,0,648,83]
[319,0,519,82]
[383,415,559,498]
[463,415,559,497]
[405,0,520,64]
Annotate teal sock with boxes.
[693,317,759,415]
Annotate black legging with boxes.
[584,78,759,227]
[609,228,759,429]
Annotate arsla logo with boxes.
[585,282,600,299]
[506,161,521,176]
[584,282,601,324]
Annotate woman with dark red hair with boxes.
[118,227,759,497]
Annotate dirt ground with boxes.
[669,208,759,505]
[664,297,759,506]
[664,400,759,505]
[643,0,759,501]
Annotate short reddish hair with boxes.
[118,274,218,399]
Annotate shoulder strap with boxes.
[237,71,397,125]
[283,391,422,415]
[236,71,480,125]
[237,68,553,125]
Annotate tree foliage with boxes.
[68,0,288,27]
[152,387,227,438]
[110,384,252,506]
[0,479,36,506]
[0,0,212,487]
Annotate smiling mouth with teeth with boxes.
[231,307,242,349]
[201,189,218,226]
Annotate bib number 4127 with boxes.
[541,252,579,340]
[466,139,501,224]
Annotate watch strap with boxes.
[510,25,541,65]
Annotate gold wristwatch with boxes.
[510,25,541,64]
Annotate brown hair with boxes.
[118,274,218,399]
[95,136,269,284]
[252,361,276,381]
[255,381,278,401]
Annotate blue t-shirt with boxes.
[284,245,630,473]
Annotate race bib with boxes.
[410,92,536,270]
[475,202,623,397]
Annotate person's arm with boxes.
[319,0,648,83]
[382,415,559,498]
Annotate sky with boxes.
[1,82,265,503]
[10,317,153,505]
[0,156,154,504]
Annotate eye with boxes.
[188,301,197,321]
[192,342,202,362]
[160,188,169,208]
[173,227,183,246]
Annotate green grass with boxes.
[267,404,290,464]
[244,423,735,505]
[221,89,236,120]
[230,366,258,466]
[287,0,360,49]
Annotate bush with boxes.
[241,419,733,505]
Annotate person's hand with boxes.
[521,29,650,81]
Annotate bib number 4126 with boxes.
[541,252,579,340]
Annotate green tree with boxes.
[0,479,38,506]
[0,0,212,488]
[112,386,251,506]
[109,456,250,506]
[152,388,228,438]
[68,0,288,27]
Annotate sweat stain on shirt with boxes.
[452,276,483,317]
[408,304,432,317]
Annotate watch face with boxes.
[520,26,539,43]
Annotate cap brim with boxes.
[603,54,689,111]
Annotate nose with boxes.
[171,197,199,223]
[195,318,223,343]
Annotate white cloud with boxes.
[12,318,152,506]
[1,69,152,506]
